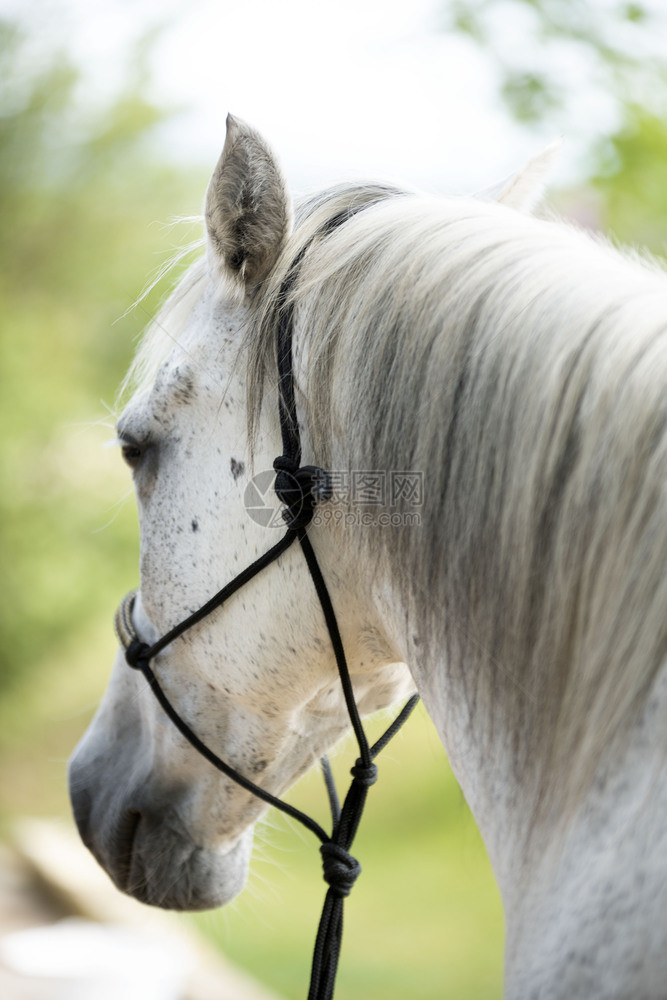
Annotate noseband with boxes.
[114,208,419,1000]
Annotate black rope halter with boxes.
[113,208,419,1000]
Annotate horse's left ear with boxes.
[495,140,562,213]
[205,114,293,296]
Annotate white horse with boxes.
[69,116,667,999]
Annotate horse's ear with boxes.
[495,140,562,213]
[205,114,293,296]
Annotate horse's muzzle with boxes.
[68,750,253,911]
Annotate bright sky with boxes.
[2,0,632,194]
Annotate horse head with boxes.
[68,116,417,911]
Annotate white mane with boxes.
[249,189,667,826]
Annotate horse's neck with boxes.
[504,711,667,1000]
[374,583,667,998]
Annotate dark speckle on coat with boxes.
[230,457,245,481]
[169,366,195,405]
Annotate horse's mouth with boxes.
[70,783,252,911]
[112,808,141,894]
[123,819,252,911]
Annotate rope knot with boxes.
[125,639,150,670]
[320,842,361,899]
[273,456,331,530]
[350,759,378,787]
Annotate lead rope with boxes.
[114,209,419,1000]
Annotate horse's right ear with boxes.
[205,115,293,297]
[496,141,562,212]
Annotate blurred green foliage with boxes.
[0,21,201,702]
[590,107,667,256]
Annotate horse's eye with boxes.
[121,442,143,469]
